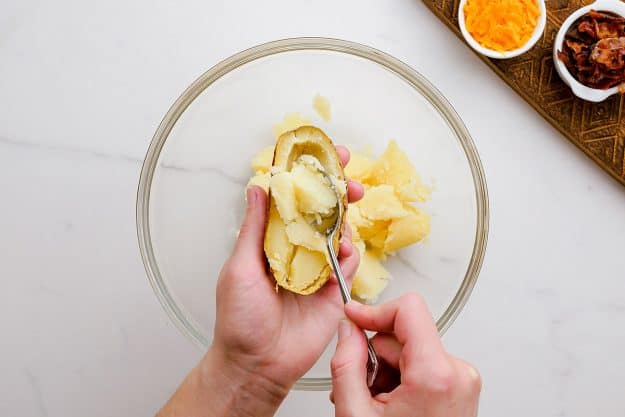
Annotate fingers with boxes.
[336,145,350,167]
[339,223,353,258]
[338,242,360,284]
[314,229,359,304]
[344,293,445,379]
[452,357,482,416]
[370,333,402,368]
[345,293,439,343]
[330,320,371,416]
[369,334,402,395]
[368,358,401,397]
[347,179,364,202]
[231,186,268,266]
[316,240,360,303]
[336,145,364,203]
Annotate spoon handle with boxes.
[326,237,379,387]
[327,237,351,304]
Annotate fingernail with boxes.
[466,363,480,380]
[246,187,257,208]
[338,319,352,341]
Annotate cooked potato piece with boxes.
[289,246,331,293]
[252,126,431,302]
[344,142,431,301]
[352,249,391,302]
[285,217,327,254]
[357,219,390,241]
[313,94,332,121]
[264,204,293,286]
[346,204,372,230]
[291,163,337,215]
[356,185,408,220]
[345,151,375,182]
[367,229,388,251]
[264,126,347,295]
[270,172,299,223]
[246,172,270,193]
[367,140,430,202]
[251,145,275,174]
[384,206,430,253]
[272,113,311,138]
[353,239,366,258]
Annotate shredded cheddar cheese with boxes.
[464,0,540,52]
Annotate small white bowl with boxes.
[458,0,547,59]
[553,0,625,102]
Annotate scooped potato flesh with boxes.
[344,141,431,302]
[268,154,343,292]
[256,126,346,295]
[249,128,431,301]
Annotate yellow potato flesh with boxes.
[356,185,409,220]
[256,126,346,295]
[264,203,293,286]
[291,163,337,215]
[270,172,299,223]
[289,246,330,292]
[344,151,375,180]
[366,140,430,203]
[352,249,391,303]
[251,145,274,174]
[247,172,270,193]
[343,141,431,302]
[313,94,332,121]
[251,129,431,301]
[285,217,327,255]
[384,207,431,253]
[272,113,311,138]
[270,155,342,291]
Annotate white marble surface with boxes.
[2,1,625,416]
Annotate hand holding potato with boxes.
[157,145,364,417]
[331,294,481,417]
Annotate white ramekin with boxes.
[458,0,547,59]
[553,0,625,102]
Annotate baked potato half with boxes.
[264,126,347,295]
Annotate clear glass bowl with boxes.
[136,38,489,391]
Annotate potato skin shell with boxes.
[264,126,347,295]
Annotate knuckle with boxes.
[465,364,483,394]
[330,355,352,379]
[403,292,426,310]
[238,222,252,239]
[423,362,458,395]
[336,401,369,417]
[336,407,357,417]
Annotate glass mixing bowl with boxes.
[137,38,489,391]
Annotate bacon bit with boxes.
[558,10,625,89]
[591,37,625,69]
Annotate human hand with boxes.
[211,146,364,394]
[330,294,481,417]
[156,147,363,417]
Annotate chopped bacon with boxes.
[591,37,625,70]
[558,10,625,89]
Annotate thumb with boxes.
[331,319,372,416]
[232,186,268,265]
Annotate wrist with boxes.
[198,344,289,417]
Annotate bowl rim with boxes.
[458,0,547,59]
[136,37,490,391]
[552,0,625,102]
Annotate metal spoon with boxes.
[317,166,379,388]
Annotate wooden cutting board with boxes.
[422,0,625,187]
